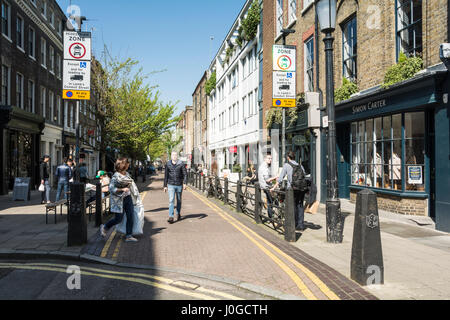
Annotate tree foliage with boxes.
[382,52,423,89]
[205,71,216,96]
[241,0,260,42]
[334,77,358,103]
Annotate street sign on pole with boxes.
[63,60,91,91]
[273,71,296,99]
[64,31,92,61]
[273,45,296,72]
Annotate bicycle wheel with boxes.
[271,198,285,231]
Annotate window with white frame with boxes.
[396,0,422,58]
[49,46,54,73]
[27,80,34,113]
[242,56,247,79]
[57,19,62,36]
[343,16,357,81]
[276,0,283,35]
[56,53,61,78]
[41,37,47,68]
[41,1,47,19]
[30,0,36,7]
[40,86,46,118]
[304,37,314,92]
[249,91,253,115]
[57,96,61,125]
[1,65,10,105]
[16,73,24,109]
[1,1,10,39]
[49,9,54,28]
[28,26,35,58]
[242,96,247,119]
[254,88,258,114]
[16,16,24,49]
[49,90,54,121]
[289,0,297,25]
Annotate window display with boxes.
[350,112,425,192]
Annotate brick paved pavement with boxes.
[86,174,376,300]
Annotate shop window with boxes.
[351,112,425,192]
[396,0,422,58]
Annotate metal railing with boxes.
[188,170,297,242]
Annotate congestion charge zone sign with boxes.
[64,31,92,61]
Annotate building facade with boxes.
[208,0,262,181]
[176,105,194,166]
[0,0,66,193]
[192,72,208,170]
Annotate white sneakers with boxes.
[100,224,107,238]
[125,236,138,242]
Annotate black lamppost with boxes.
[317,0,343,243]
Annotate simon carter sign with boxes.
[352,99,387,115]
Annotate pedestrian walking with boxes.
[163,151,187,224]
[271,151,308,231]
[39,155,51,204]
[100,158,140,242]
[258,154,278,218]
[55,158,73,202]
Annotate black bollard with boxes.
[351,189,384,286]
[67,182,87,246]
[254,183,262,224]
[236,180,243,213]
[94,180,102,228]
[224,178,229,204]
[202,175,206,193]
[284,188,296,242]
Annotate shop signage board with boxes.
[12,177,31,201]
[64,31,92,61]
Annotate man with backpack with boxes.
[271,151,307,231]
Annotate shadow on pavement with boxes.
[178,213,208,221]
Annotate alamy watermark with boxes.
[66,265,81,290]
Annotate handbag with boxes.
[38,183,45,192]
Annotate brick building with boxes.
[261,0,450,231]
[192,72,208,169]
[0,0,67,194]
[176,105,194,166]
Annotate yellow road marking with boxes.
[189,187,341,300]
[103,191,148,260]
[0,263,217,300]
[188,188,316,300]
[0,262,243,300]
[100,230,116,258]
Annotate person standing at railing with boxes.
[271,151,307,231]
[164,151,187,224]
[258,155,278,218]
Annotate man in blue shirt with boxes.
[271,151,307,231]
[55,158,73,202]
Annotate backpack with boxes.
[288,162,308,192]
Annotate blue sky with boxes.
[56,0,246,115]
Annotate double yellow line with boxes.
[188,187,340,300]
[0,262,243,300]
[100,192,148,260]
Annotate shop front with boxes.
[0,106,44,195]
[333,65,450,231]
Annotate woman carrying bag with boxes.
[100,158,144,242]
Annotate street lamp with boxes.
[316,0,343,243]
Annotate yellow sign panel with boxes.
[272,99,296,108]
[63,90,90,100]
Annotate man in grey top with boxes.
[258,154,278,218]
[271,151,307,231]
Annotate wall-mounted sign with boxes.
[63,90,91,100]
[273,45,296,72]
[408,166,423,185]
[273,71,296,99]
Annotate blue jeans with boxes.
[168,185,183,218]
[55,181,69,202]
[41,180,51,202]
[105,195,134,237]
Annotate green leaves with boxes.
[334,77,358,103]
[241,0,260,42]
[382,52,423,89]
[205,71,216,96]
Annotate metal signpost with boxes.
[63,29,91,246]
[273,44,296,165]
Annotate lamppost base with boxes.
[326,199,343,243]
